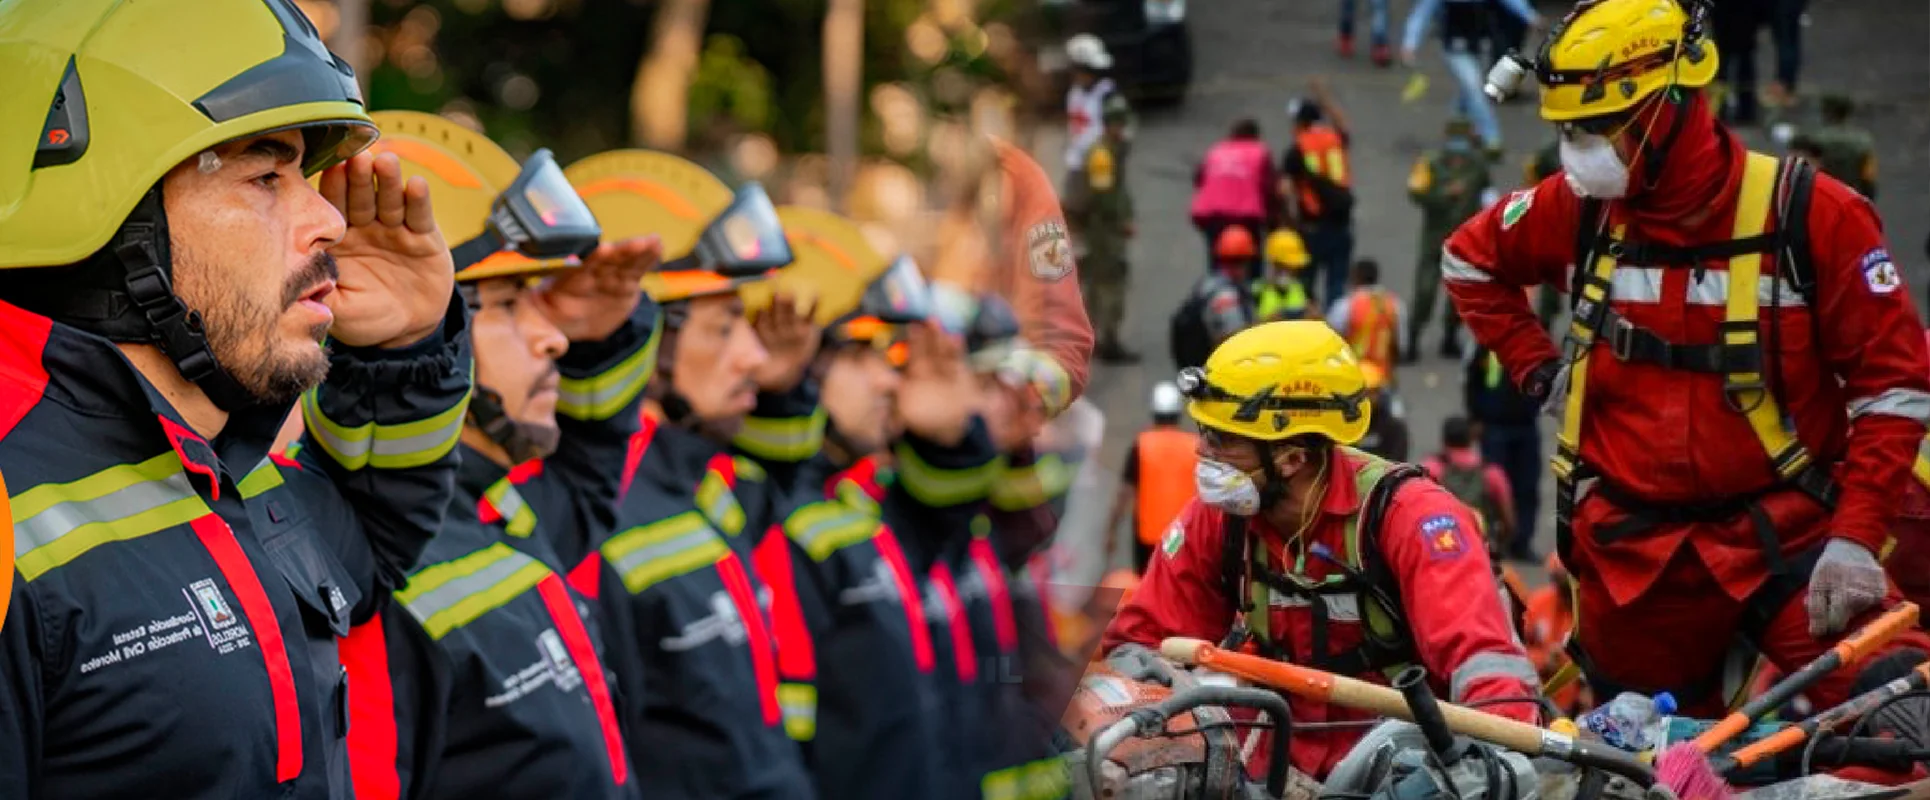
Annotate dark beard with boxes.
[176,248,337,408]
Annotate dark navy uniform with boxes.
[340,304,659,800]
[0,293,471,799]
[591,417,814,799]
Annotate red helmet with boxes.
[1215,226,1256,260]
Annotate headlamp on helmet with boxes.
[451,148,602,269]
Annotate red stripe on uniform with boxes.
[0,301,52,442]
[190,514,302,782]
[618,416,660,502]
[929,563,977,683]
[508,459,545,483]
[535,575,631,786]
[715,553,782,725]
[707,453,737,489]
[752,528,815,680]
[339,617,401,800]
[968,539,1018,654]
[873,527,934,673]
[477,497,503,525]
[568,552,604,601]
[158,415,220,501]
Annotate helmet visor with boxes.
[696,183,794,276]
[495,148,602,259]
[855,255,933,324]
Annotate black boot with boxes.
[1439,327,1463,360]
[1097,337,1142,364]
[1402,329,1422,365]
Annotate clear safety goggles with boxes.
[451,148,602,270]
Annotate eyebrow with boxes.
[235,137,302,167]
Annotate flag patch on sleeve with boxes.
[1420,514,1467,561]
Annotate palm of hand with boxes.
[751,295,822,391]
[895,328,978,444]
[533,238,658,342]
[328,229,452,348]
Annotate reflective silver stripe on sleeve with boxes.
[1449,652,1542,702]
[1850,388,1930,423]
[14,470,199,559]
[1441,249,1493,283]
[398,547,541,626]
[606,529,717,580]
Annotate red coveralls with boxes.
[991,138,1096,418]
[1442,117,1930,715]
[1102,448,1539,780]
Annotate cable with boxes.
[1799,689,1930,776]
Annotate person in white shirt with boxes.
[1063,34,1118,176]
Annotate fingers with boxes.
[373,152,407,227]
[319,164,348,214]
[403,175,436,234]
[344,151,377,227]
[1808,581,1842,637]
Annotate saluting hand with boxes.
[750,292,823,392]
[533,236,662,343]
[894,324,980,447]
[319,151,455,349]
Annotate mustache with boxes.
[281,252,340,308]
[528,366,561,400]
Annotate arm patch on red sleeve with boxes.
[1420,514,1468,561]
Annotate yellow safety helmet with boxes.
[567,149,787,303]
[746,207,889,325]
[0,0,377,269]
[1536,0,1719,122]
[366,111,578,284]
[1264,229,1311,270]
[1178,320,1372,444]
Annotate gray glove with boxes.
[1806,539,1888,636]
[1104,643,1180,687]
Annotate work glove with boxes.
[1105,643,1180,688]
[1806,539,1888,637]
[1517,358,1566,420]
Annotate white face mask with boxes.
[1195,459,1263,517]
[1559,134,1630,199]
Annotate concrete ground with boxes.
[1041,0,1930,591]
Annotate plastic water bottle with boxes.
[1579,692,1677,752]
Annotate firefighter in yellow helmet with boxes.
[1253,228,1316,322]
[1101,321,1538,780]
[1448,0,1930,718]
[0,1,472,796]
[338,111,662,800]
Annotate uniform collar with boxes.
[455,442,513,497]
[636,419,748,535]
[28,305,284,494]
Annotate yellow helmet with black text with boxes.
[1536,0,1718,122]
[1179,320,1372,444]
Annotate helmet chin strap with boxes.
[0,185,258,411]
[466,384,558,465]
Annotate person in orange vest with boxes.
[1523,553,1586,717]
[1281,78,1357,306]
[1105,381,1200,573]
[1324,259,1405,376]
[1190,118,1280,280]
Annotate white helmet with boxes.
[1065,34,1113,71]
[1151,381,1183,417]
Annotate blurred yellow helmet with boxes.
[745,207,888,325]
[1180,321,1372,444]
[1265,229,1311,270]
[566,149,767,304]
[367,111,577,284]
[0,0,376,269]
[1537,0,1718,122]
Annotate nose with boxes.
[527,305,568,360]
[873,358,903,394]
[298,180,347,254]
[731,319,770,377]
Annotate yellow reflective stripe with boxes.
[301,386,472,471]
[981,756,1072,800]
[695,471,745,536]
[784,501,877,562]
[13,453,215,582]
[601,512,728,594]
[989,454,1074,511]
[556,315,662,421]
[1722,154,1809,478]
[732,407,827,463]
[1912,437,1930,492]
[894,441,999,507]
[237,457,284,499]
[1326,149,1349,185]
[1557,227,1619,476]
[484,478,537,538]
[777,682,817,741]
[396,543,551,640]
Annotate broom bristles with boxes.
[1655,742,1736,800]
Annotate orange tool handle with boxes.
[1692,602,1919,753]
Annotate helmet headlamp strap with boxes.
[466,384,557,464]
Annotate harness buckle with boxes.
[1608,316,1637,362]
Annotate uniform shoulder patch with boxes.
[1160,520,1185,558]
[1862,248,1900,295]
[1028,220,1074,282]
[1419,513,1467,561]
[1500,190,1533,230]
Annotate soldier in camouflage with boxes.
[1074,93,1141,363]
[1405,117,1490,360]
